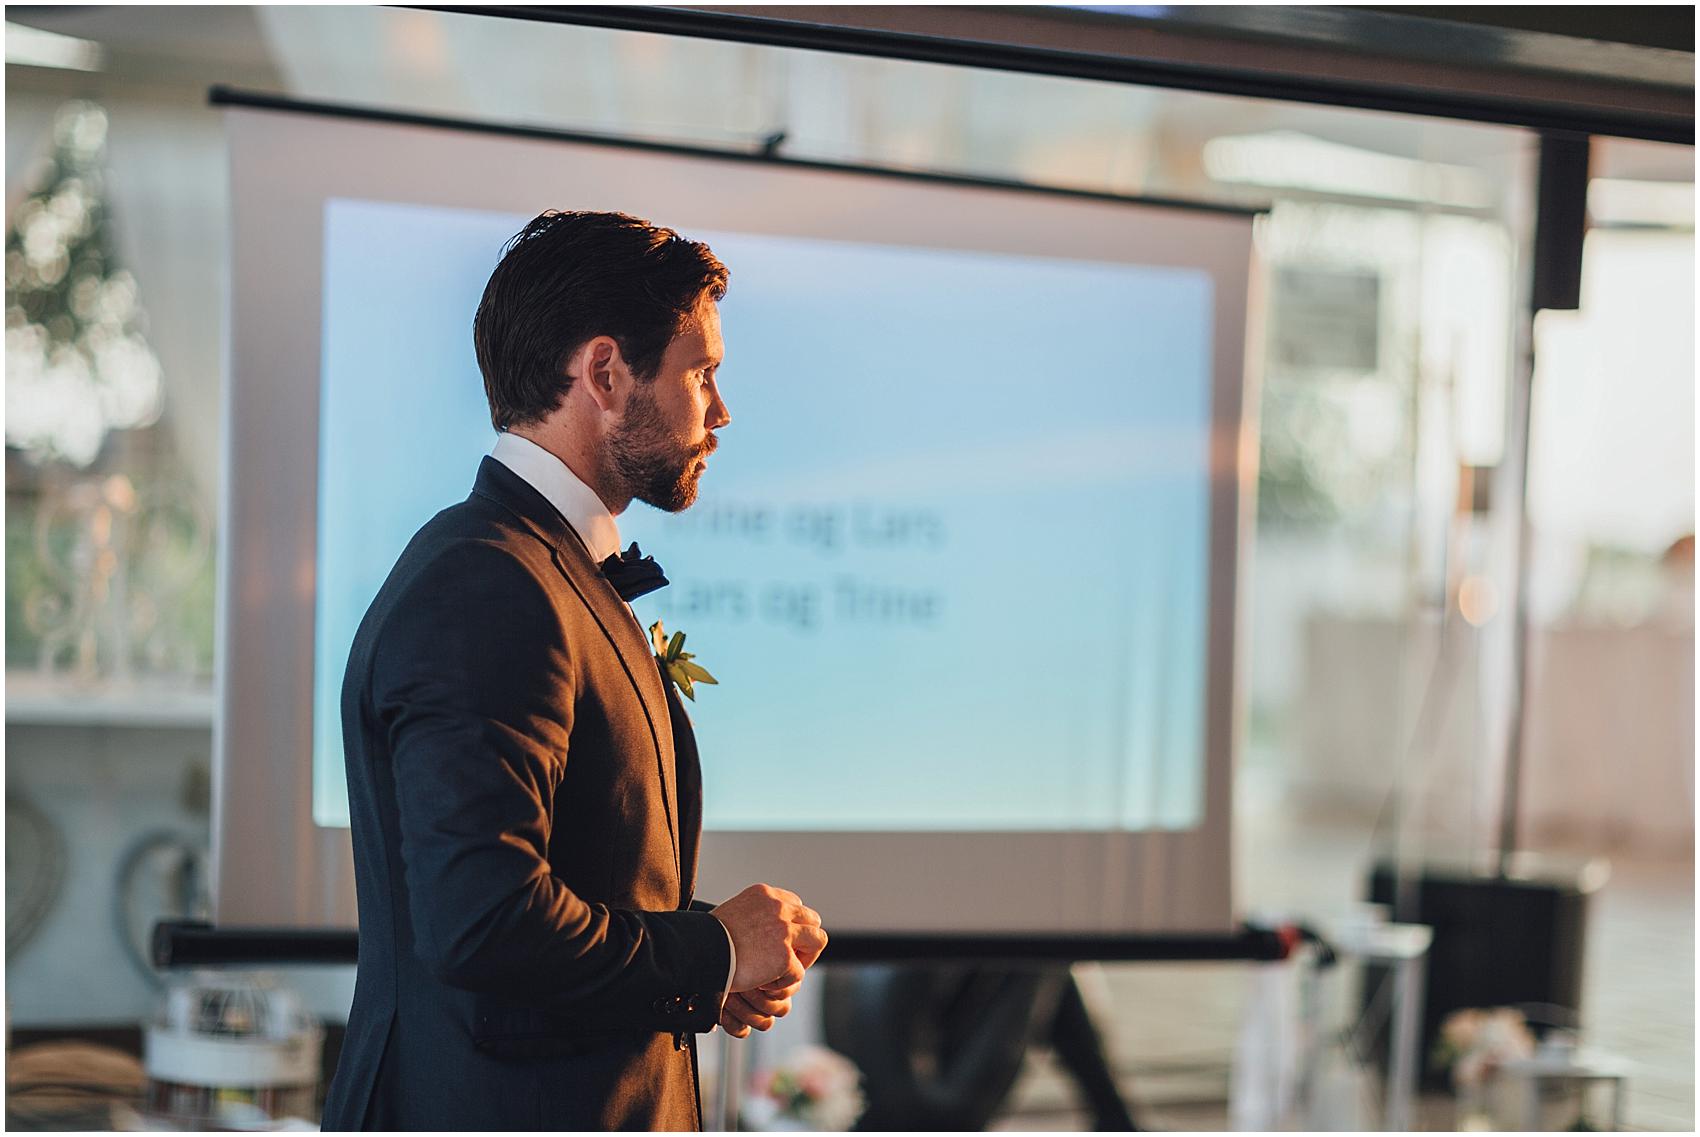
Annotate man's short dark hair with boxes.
[474,210,729,432]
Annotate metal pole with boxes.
[1498,132,1591,876]
[1495,304,1537,877]
[1385,953,1427,1131]
[717,1031,745,1131]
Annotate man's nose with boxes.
[707,384,731,431]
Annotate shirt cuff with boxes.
[707,918,735,1033]
[723,922,737,998]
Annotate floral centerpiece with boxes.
[1432,1006,1537,1129]
[742,1045,865,1132]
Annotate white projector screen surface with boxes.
[216,104,1252,935]
[316,201,1212,833]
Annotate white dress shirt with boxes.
[490,431,737,1014]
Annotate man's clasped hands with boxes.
[710,884,828,1039]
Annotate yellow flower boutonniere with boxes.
[649,620,719,701]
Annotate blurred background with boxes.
[4,6,1692,1132]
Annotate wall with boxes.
[7,717,356,1028]
[8,720,212,1025]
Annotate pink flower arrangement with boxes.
[1433,1006,1536,1088]
[743,1045,865,1131]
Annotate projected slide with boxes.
[313,198,1214,834]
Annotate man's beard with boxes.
[607,386,714,513]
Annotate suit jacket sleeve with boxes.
[688,899,738,999]
[373,539,729,1035]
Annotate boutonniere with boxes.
[649,620,719,701]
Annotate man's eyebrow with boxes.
[693,354,723,368]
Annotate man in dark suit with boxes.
[321,211,828,1130]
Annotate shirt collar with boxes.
[489,431,623,563]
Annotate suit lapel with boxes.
[470,458,680,884]
[664,676,703,907]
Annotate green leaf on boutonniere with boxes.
[648,620,719,701]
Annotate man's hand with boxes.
[711,883,828,1011]
[719,975,803,1039]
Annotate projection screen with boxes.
[214,97,1255,937]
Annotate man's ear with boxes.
[575,335,631,415]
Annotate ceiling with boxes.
[5,5,1693,187]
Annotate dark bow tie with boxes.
[599,542,669,602]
